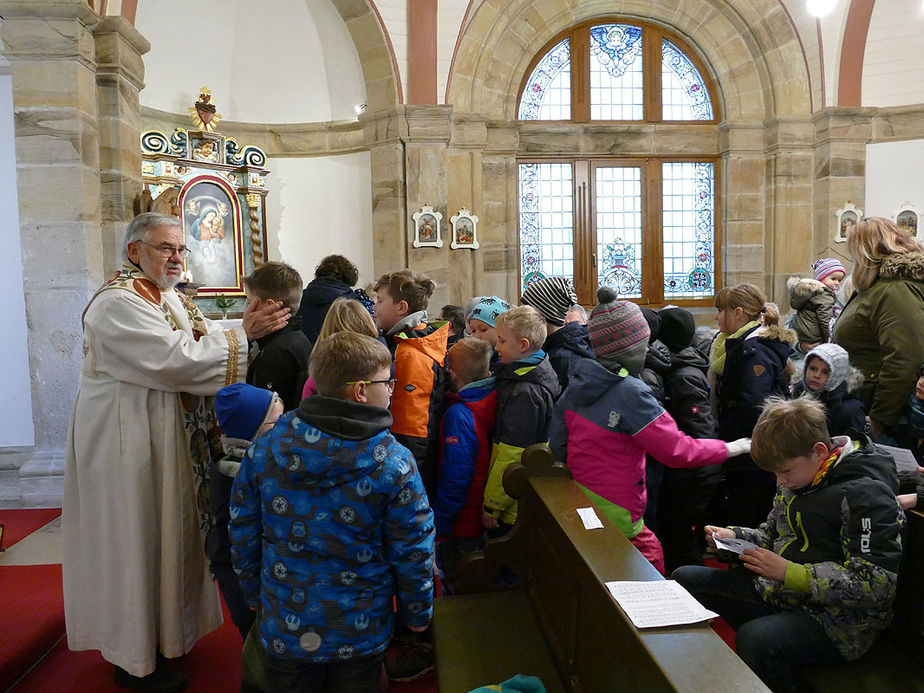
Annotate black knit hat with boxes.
[658,307,696,353]
[640,307,661,345]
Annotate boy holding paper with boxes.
[673,396,903,693]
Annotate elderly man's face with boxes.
[127,224,185,289]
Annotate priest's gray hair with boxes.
[123,212,181,261]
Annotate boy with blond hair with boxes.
[673,396,903,693]
[433,338,497,592]
[244,261,313,411]
[374,270,450,495]
[229,332,434,693]
[483,306,560,531]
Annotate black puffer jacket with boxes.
[543,322,595,395]
[664,346,717,439]
[640,340,672,404]
[297,277,354,343]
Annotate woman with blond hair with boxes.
[300,297,381,399]
[710,283,797,527]
[834,216,924,438]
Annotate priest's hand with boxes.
[243,299,291,341]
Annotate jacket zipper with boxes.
[795,510,810,552]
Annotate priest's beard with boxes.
[155,262,183,289]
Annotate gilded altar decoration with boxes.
[189,87,222,132]
[139,91,269,317]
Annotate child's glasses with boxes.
[346,378,397,393]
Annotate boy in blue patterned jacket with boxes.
[229,332,435,693]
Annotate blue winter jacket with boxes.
[229,396,435,662]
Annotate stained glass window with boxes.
[595,167,643,298]
[518,39,571,120]
[590,24,644,120]
[519,162,574,290]
[662,39,714,121]
[662,162,715,298]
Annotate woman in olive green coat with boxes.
[834,217,924,438]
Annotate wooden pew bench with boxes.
[432,445,770,693]
[793,506,924,693]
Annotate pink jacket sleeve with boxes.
[633,410,727,468]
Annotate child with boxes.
[892,364,924,464]
[791,343,867,436]
[439,304,466,348]
[432,338,496,594]
[210,383,284,639]
[229,332,435,693]
[301,297,379,399]
[483,305,561,532]
[373,269,450,495]
[521,276,595,394]
[787,257,846,351]
[655,306,723,572]
[244,262,314,412]
[550,288,749,574]
[711,284,796,528]
[467,295,512,350]
[672,397,903,693]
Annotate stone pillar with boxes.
[763,117,815,302]
[0,0,102,505]
[94,15,149,275]
[812,108,872,269]
[366,106,409,277]
[481,123,520,302]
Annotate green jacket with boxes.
[788,276,835,344]
[834,250,924,426]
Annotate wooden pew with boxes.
[793,506,924,693]
[432,445,769,693]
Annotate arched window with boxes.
[517,21,720,306]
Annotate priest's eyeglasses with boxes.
[346,378,397,393]
[137,240,190,258]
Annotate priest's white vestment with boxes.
[62,274,248,677]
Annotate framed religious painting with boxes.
[450,209,480,250]
[892,202,921,239]
[139,89,270,317]
[412,206,444,248]
[834,202,862,244]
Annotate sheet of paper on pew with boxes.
[606,580,719,629]
[712,535,761,555]
[873,442,922,482]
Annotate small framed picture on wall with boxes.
[450,209,479,250]
[892,202,921,239]
[412,206,444,248]
[834,202,863,243]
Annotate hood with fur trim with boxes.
[788,276,831,310]
[750,323,799,348]
[879,250,924,282]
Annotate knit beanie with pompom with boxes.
[587,286,650,376]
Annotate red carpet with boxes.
[0,509,61,550]
[0,565,65,692]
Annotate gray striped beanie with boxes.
[588,286,650,376]
[521,276,578,327]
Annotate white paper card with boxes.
[712,535,760,555]
[606,580,719,629]
[577,507,604,530]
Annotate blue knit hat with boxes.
[215,383,275,441]
[468,295,512,327]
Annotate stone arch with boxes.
[448,0,812,121]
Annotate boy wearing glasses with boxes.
[230,332,435,693]
[244,262,314,412]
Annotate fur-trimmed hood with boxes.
[788,276,831,309]
[748,323,799,347]
[879,250,924,282]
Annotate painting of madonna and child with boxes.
[181,179,241,290]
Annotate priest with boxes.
[62,212,289,693]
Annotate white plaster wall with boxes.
[863,0,924,107]
[264,154,374,290]
[865,139,924,219]
[437,0,467,104]
[135,0,365,123]
[375,0,408,102]
[0,71,35,447]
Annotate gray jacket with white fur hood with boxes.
[788,276,836,344]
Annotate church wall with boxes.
[265,153,375,290]
[866,139,924,219]
[0,72,35,458]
